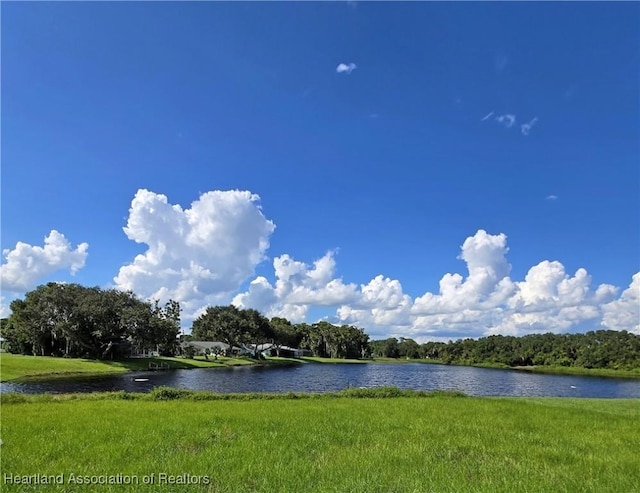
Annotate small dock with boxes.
[148,362,171,371]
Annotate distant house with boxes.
[180,341,252,357]
[254,343,311,358]
[129,348,159,358]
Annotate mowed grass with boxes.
[0,353,256,382]
[1,392,638,493]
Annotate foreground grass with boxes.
[1,389,638,493]
[0,354,258,382]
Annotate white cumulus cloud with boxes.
[412,230,514,318]
[601,273,640,334]
[336,62,357,74]
[337,275,414,338]
[0,230,88,292]
[0,295,10,318]
[233,251,359,322]
[235,229,638,341]
[114,189,275,321]
[407,231,631,339]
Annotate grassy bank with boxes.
[0,353,367,382]
[1,390,638,493]
[0,353,269,382]
[510,365,640,378]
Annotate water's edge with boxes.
[2,362,639,398]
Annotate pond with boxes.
[2,363,639,398]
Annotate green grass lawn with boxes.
[1,390,638,493]
[0,354,258,382]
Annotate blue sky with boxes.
[2,2,638,340]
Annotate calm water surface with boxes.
[2,363,639,398]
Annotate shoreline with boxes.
[0,354,301,383]
[2,353,639,383]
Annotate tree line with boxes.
[370,331,640,370]
[0,284,369,361]
[187,305,369,359]
[1,283,181,359]
[2,283,638,369]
